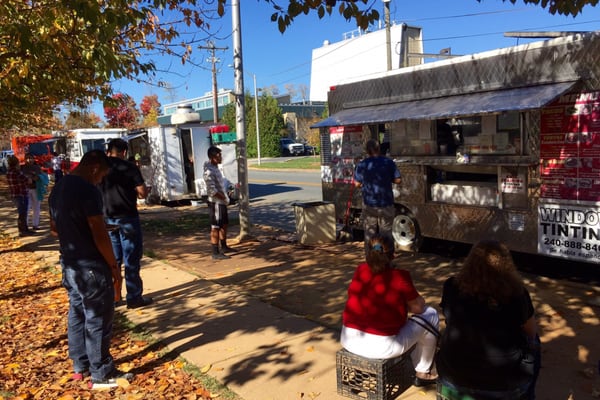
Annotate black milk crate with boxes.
[336,348,414,400]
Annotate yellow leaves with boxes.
[52,20,65,33]
[115,376,130,389]
[4,362,20,373]
[45,350,60,357]
[203,307,218,315]
[199,364,212,374]
[142,351,157,361]
[56,395,77,400]
[298,392,321,399]
[168,359,185,370]
[124,394,146,400]
[119,362,135,372]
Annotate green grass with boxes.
[142,213,210,235]
[252,156,320,170]
[142,213,239,235]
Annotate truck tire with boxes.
[392,206,422,252]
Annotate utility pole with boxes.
[199,41,228,123]
[231,0,251,240]
[253,74,261,166]
[383,0,392,71]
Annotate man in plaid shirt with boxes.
[6,155,33,236]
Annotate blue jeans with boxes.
[12,195,28,232]
[106,216,144,303]
[362,204,395,255]
[61,259,115,380]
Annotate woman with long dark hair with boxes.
[437,240,540,399]
[341,234,440,387]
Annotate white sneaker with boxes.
[88,370,134,389]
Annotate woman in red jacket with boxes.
[341,234,439,387]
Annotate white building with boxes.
[309,23,423,102]
[162,89,235,121]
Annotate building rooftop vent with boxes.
[171,104,200,124]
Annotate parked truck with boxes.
[313,31,600,264]
[62,128,128,169]
[11,134,60,172]
[280,137,306,156]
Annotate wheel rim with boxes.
[392,213,417,246]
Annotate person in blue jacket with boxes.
[354,139,402,255]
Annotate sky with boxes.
[91,0,600,120]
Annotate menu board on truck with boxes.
[540,91,600,202]
[539,91,600,263]
[329,125,364,184]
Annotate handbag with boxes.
[409,313,440,341]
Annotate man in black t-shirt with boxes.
[100,139,152,309]
[49,150,134,388]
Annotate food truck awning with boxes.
[312,81,576,128]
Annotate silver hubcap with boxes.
[392,213,417,246]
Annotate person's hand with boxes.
[111,264,122,302]
[110,264,121,284]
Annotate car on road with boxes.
[303,144,319,155]
[0,149,14,173]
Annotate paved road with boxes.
[248,168,322,232]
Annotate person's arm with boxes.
[49,217,58,237]
[204,169,228,203]
[392,163,402,185]
[135,184,147,199]
[522,315,537,340]
[407,295,426,314]
[353,164,362,188]
[87,214,120,282]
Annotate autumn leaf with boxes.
[200,364,212,374]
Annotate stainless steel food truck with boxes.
[313,31,600,263]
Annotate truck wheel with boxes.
[392,207,422,252]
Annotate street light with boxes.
[253,74,261,166]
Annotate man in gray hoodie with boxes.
[203,146,235,260]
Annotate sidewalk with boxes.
[20,201,600,400]
[125,258,435,399]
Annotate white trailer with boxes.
[128,109,238,204]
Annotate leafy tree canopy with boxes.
[222,92,286,158]
[0,0,223,131]
[140,94,162,127]
[104,93,139,129]
[266,0,599,33]
[1,0,597,136]
[64,110,102,130]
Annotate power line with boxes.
[198,41,228,123]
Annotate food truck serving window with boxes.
[389,111,522,157]
[453,113,522,156]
